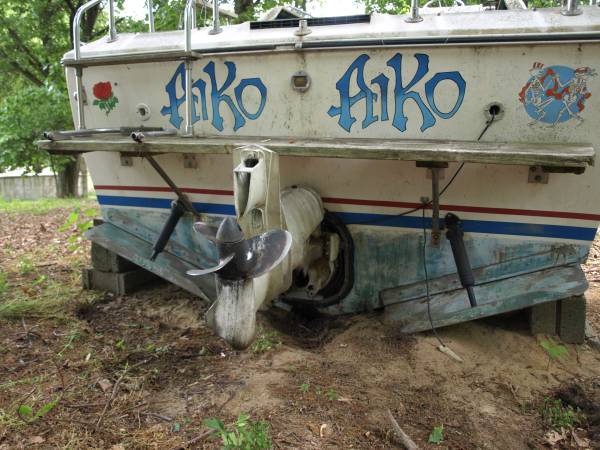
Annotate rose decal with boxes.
[92,81,118,115]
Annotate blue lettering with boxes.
[328,53,467,133]
[424,72,466,119]
[387,53,436,132]
[161,61,267,132]
[234,78,267,119]
[327,54,378,132]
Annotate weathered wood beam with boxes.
[38,136,594,168]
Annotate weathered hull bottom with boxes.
[86,203,590,333]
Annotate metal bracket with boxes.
[416,162,448,247]
[183,153,197,169]
[528,166,549,184]
[120,155,133,167]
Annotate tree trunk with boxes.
[55,157,81,198]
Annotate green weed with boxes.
[326,388,339,401]
[17,258,34,275]
[251,329,280,354]
[428,425,444,444]
[0,272,7,295]
[204,413,272,450]
[299,382,310,393]
[539,397,585,430]
[59,207,96,251]
[0,196,96,215]
[539,338,569,361]
[17,399,58,423]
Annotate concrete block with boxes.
[82,267,160,296]
[558,295,586,344]
[529,301,558,336]
[91,242,138,273]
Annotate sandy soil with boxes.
[1,206,600,449]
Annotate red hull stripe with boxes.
[93,185,600,222]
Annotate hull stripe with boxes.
[96,195,597,241]
[94,185,600,222]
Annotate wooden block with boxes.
[558,295,587,344]
[82,267,161,296]
[91,242,138,273]
[529,301,558,336]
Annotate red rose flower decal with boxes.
[92,81,118,115]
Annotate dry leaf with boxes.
[98,378,112,393]
[571,429,590,448]
[29,436,45,444]
[544,429,566,446]
[319,424,328,438]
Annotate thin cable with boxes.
[422,207,445,346]
[422,112,496,345]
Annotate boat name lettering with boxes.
[161,62,267,131]
[328,53,466,133]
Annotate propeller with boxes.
[187,217,292,281]
[186,217,292,349]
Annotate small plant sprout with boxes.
[299,382,310,393]
[17,258,34,275]
[114,339,126,351]
[59,207,95,252]
[204,413,272,449]
[250,329,280,354]
[326,388,339,401]
[428,425,444,444]
[539,397,585,430]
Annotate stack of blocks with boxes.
[529,296,587,344]
[82,242,161,296]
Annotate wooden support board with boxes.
[38,135,594,168]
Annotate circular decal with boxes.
[518,63,595,125]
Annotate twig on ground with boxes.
[385,409,419,450]
[141,411,173,422]
[96,359,148,428]
[171,429,214,450]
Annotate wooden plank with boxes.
[384,264,588,333]
[85,223,216,301]
[37,135,595,167]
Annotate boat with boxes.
[40,0,600,348]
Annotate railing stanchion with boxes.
[148,0,155,32]
[209,1,222,35]
[183,0,197,136]
[108,0,117,41]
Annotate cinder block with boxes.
[558,295,586,344]
[91,242,138,273]
[82,267,160,296]
[529,301,558,336]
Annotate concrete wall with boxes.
[0,175,57,200]
[0,173,91,201]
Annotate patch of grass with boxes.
[0,272,7,295]
[17,258,35,275]
[251,329,280,354]
[326,388,339,401]
[0,196,97,215]
[539,338,569,361]
[299,382,310,393]
[204,413,272,450]
[0,375,48,392]
[0,280,85,321]
[428,425,444,444]
[539,397,585,430]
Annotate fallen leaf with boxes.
[98,378,112,393]
[109,445,125,450]
[571,429,590,448]
[544,430,566,446]
[319,424,328,438]
[29,436,45,444]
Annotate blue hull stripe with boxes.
[96,195,597,241]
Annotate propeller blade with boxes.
[186,254,234,276]
[192,222,220,242]
[241,229,292,279]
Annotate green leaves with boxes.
[93,95,119,115]
[428,424,444,444]
[539,338,569,360]
[540,397,585,430]
[204,414,272,450]
[58,207,96,251]
[17,399,58,423]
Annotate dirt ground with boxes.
[1,202,600,449]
